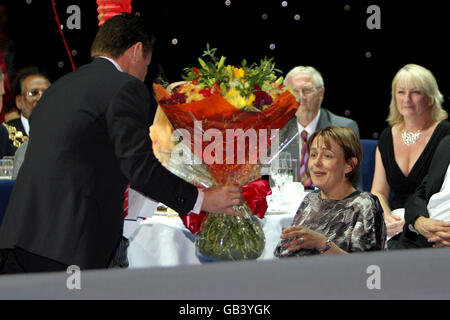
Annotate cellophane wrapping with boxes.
[153,47,298,261]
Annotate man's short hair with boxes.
[90,13,156,60]
[284,66,324,92]
[11,66,50,97]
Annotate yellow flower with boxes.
[246,94,256,107]
[231,66,244,79]
[224,87,247,109]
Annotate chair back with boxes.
[361,139,378,192]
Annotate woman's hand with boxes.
[414,217,450,247]
[280,226,328,252]
[385,214,405,237]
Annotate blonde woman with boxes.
[371,64,450,247]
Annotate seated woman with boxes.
[274,126,386,257]
[398,135,450,248]
[371,64,450,245]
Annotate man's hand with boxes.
[415,217,450,247]
[201,185,243,216]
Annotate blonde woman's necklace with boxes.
[401,127,421,146]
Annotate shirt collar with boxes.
[21,114,30,136]
[99,56,123,72]
[297,109,321,138]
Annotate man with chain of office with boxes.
[2,67,50,150]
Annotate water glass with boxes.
[0,158,14,180]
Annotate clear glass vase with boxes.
[195,202,266,261]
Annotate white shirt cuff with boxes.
[191,188,204,214]
[408,223,420,234]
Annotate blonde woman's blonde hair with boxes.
[387,64,447,126]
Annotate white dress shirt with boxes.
[21,115,30,136]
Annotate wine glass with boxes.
[270,153,294,210]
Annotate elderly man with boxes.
[278,66,362,190]
[0,14,243,274]
[4,67,50,149]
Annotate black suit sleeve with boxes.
[105,78,198,215]
[404,135,450,228]
[0,125,14,158]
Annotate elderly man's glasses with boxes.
[24,88,47,100]
[293,87,318,96]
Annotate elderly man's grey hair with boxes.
[283,66,324,92]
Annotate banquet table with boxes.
[127,211,297,268]
[127,188,306,268]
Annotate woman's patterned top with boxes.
[274,190,387,257]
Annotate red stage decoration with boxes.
[97,0,132,26]
[0,50,11,123]
[51,0,76,71]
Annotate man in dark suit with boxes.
[277,66,362,190]
[391,135,450,249]
[0,14,242,273]
[4,67,50,150]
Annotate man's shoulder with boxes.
[54,58,141,94]
[318,108,360,137]
[279,116,298,138]
[320,108,357,126]
[0,123,8,136]
[6,118,21,127]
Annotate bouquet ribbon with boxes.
[180,178,272,234]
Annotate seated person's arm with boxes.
[405,136,450,246]
[280,226,349,255]
[371,147,404,236]
[407,186,450,247]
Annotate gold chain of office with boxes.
[2,123,29,147]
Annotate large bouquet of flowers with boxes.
[153,45,298,261]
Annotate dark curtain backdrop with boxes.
[5,0,449,139]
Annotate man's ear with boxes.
[319,86,325,103]
[15,95,23,111]
[131,42,144,61]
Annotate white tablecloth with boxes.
[126,183,307,268]
[127,212,296,268]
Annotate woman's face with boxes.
[308,136,353,193]
[395,78,432,119]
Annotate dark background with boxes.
[3,0,449,139]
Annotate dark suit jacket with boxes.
[0,124,14,157]
[6,118,28,138]
[399,135,450,248]
[0,58,198,269]
[278,108,363,190]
